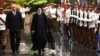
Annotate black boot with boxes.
[2,45,5,50]
[38,49,41,56]
[42,48,44,52]
[38,49,41,54]
[0,45,5,50]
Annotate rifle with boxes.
[74,10,78,25]
[0,17,5,25]
[69,8,73,25]
[74,10,78,41]
[78,10,80,27]
[87,12,89,28]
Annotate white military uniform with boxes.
[95,13,100,51]
[50,7,57,19]
[57,7,64,22]
[95,13,100,24]
[95,13,100,32]
[88,11,97,28]
[0,13,6,31]
[20,7,26,19]
[64,8,71,24]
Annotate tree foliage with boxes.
[14,0,26,5]
[14,0,61,11]
[15,0,61,6]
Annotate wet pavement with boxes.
[0,31,100,56]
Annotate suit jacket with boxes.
[31,13,54,43]
[6,11,23,31]
[31,13,49,31]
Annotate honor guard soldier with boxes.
[56,4,64,32]
[83,5,89,46]
[49,4,57,31]
[81,4,87,45]
[71,3,79,41]
[77,4,83,43]
[77,4,81,42]
[87,4,97,49]
[64,3,71,38]
[70,4,76,40]
[69,5,74,39]
[76,4,85,44]
[95,8,100,51]
[0,10,6,50]
[69,4,74,40]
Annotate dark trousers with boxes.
[9,30,21,52]
[0,31,2,46]
[51,18,57,31]
[22,18,25,27]
[0,30,6,47]
[89,28,96,48]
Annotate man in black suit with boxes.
[31,7,55,54]
[6,3,23,54]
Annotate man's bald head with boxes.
[11,3,17,11]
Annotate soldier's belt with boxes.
[0,24,4,25]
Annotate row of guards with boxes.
[68,3,100,51]
[43,1,100,51]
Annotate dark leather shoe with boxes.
[12,52,16,56]
[38,49,41,54]
[31,46,37,51]
[42,48,44,52]
[0,45,5,50]
[2,45,5,50]
[16,51,19,55]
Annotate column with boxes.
[97,0,100,4]
[77,0,80,3]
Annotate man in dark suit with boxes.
[6,4,23,55]
[31,7,55,54]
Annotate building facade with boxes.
[0,0,14,14]
[0,0,8,13]
[69,0,99,5]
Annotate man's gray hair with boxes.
[11,3,17,7]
